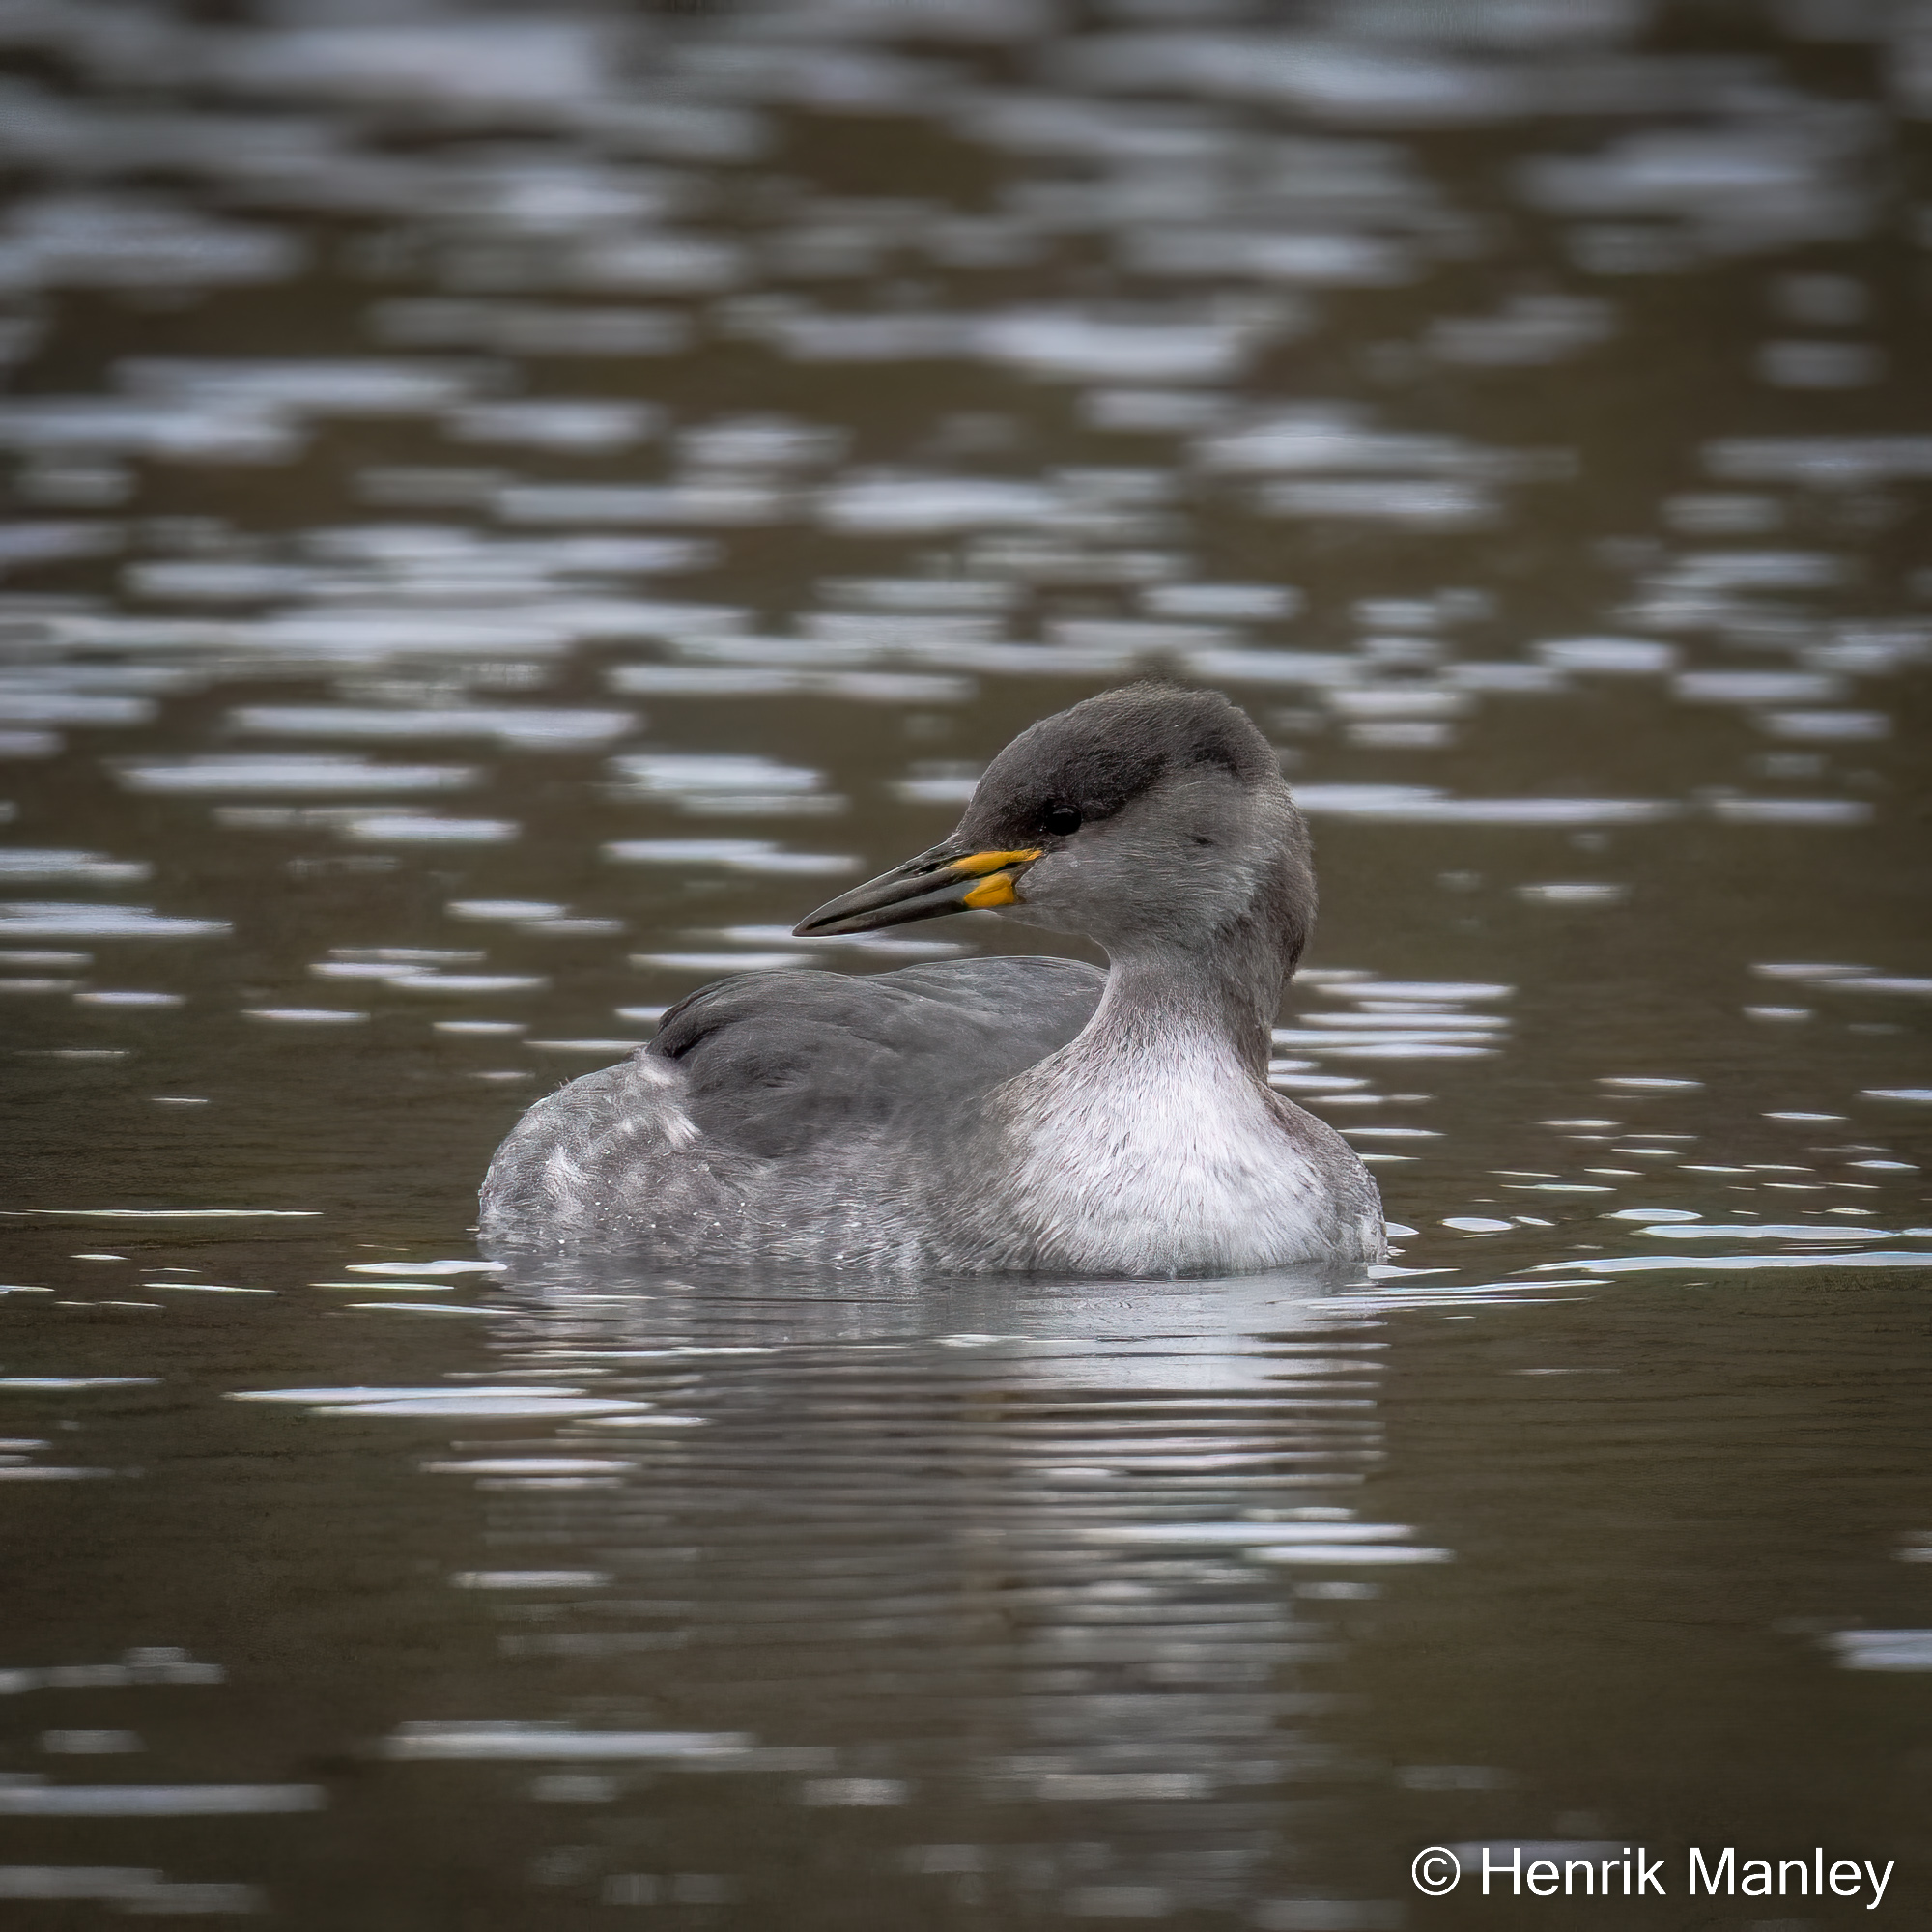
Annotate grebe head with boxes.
[795,684,1315,967]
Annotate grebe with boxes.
[479,683,1384,1275]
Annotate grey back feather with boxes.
[651,956,1104,1158]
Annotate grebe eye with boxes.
[1042,805,1082,838]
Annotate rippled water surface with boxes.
[2,0,1929,1923]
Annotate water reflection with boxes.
[327,1260,1419,1923]
[1,0,1927,1918]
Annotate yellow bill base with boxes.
[961,873,1023,909]
[948,847,1042,877]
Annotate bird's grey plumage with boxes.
[478,956,1105,1266]
[656,957,1104,1158]
[479,683,1386,1275]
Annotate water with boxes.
[2,0,1928,1922]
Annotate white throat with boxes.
[983,953,1328,1273]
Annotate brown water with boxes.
[2,1,1929,1924]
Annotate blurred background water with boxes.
[0,0,1928,1923]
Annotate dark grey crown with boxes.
[957,683,1277,848]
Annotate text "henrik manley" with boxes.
[1479,1845,1895,1908]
